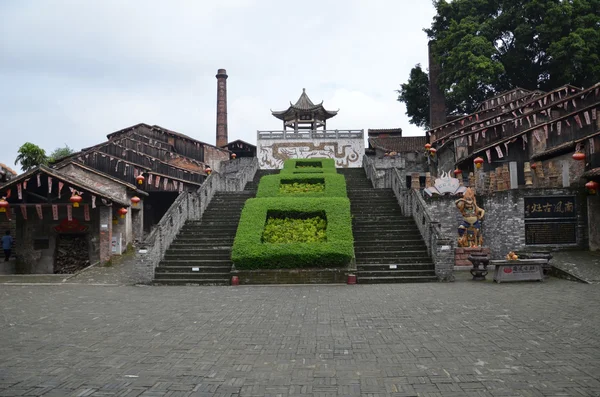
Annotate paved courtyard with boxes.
[1,277,599,397]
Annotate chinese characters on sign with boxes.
[524,196,577,245]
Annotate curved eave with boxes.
[271,106,338,121]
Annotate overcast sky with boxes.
[0,0,435,171]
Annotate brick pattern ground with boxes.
[1,276,600,396]
[551,250,600,284]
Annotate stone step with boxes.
[164,253,231,261]
[355,256,432,264]
[178,229,238,235]
[171,238,235,244]
[357,263,434,271]
[353,240,426,247]
[153,278,230,286]
[156,265,231,273]
[352,228,422,235]
[355,249,429,257]
[357,269,436,277]
[357,275,438,284]
[154,272,231,279]
[159,259,232,266]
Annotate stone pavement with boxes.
[1,276,599,397]
[550,250,600,284]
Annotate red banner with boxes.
[52,204,58,220]
[35,204,43,220]
[84,204,90,221]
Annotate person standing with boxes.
[2,230,13,262]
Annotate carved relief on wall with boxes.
[258,140,363,169]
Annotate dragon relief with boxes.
[259,141,361,169]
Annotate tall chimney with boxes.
[428,41,446,129]
[215,68,228,148]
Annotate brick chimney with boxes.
[215,68,228,148]
[428,41,446,129]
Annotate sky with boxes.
[0,0,436,171]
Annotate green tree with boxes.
[14,142,48,172]
[396,64,430,128]
[399,0,600,127]
[48,145,75,163]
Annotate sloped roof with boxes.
[369,136,427,153]
[368,128,402,136]
[271,89,338,121]
[0,163,17,177]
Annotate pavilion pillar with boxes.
[99,205,113,263]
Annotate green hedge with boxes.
[232,197,354,269]
[256,173,347,198]
[279,158,337,174]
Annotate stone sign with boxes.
[524,196,576,219]
[524,195,577,245]
[492,259,545,283]
[525,222,577,245]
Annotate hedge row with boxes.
[231,197,354,269]
[256,173,347,198]
[279,158,337,174]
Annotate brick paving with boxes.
[551,250,600,284]
[1,276,600,396]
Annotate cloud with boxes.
[0,0,435,170]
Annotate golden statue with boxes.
[455,188,485,247]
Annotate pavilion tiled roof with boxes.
[369,136,427,153]
[271,89,338,120]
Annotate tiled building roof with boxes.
[369,136,427,153]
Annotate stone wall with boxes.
[134,157,258,284]
[257,133,364,169]
[587,195,600,251]
[422,188,588,259]
[204,145,231,172]
[231,268,348,285]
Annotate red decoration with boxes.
[531,162,537,170]
[424,143,431,151]
[136,174,145,185]
[454,169,462,176]
[70,194,82,208]
[474,157,484,169]
[231,153,237,159]
[118,207,128,219]
[130,196,141,207]
[205,166,212,175]
[586,181,599,194]
[53,218,89,233]
[572,151,586,161]
[0,198,8,213]
[429,148,437,155]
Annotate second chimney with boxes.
[216,68,228,148]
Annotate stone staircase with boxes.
[153,169,278,285]
[338,168,437,284]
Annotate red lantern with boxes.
[474,157,484,169]
[136,174,145,185]
[0,198,8,213]
[531,162,537,170]
[118,207,128,219]
[130,196,141,207]
[585,180,599,194]
[231,153,237,159]
[454,169,462,176]
[572,151,586,161]
[429,148,437,155]
[70,194,82,208]
[205,166,212,175]
[424,143,431,151]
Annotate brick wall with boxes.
[587,195,600,251]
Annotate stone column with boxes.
[216,69,228,148]
[98,206,112,263]
[132,207,144,244]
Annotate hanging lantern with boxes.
[424,143,431,151]
[130,196,141,207]
[572,151,586,161]
[136,174,145,185]
[474,157,484,169]
[231,153,237,159]
[531,162,537,170]
[454,169,462,176]
[118,207,128,219]
[429,148,437,156]
[70,194,82,208]
[205,166,212,175]
[585,180,599,194]
[0,198,8,213]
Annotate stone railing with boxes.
[363,155,454,280]
[257,129,364,140]
[134,157,258,283]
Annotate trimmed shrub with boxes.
[280,158,337,174]
[256,173,347,198]
[232,197,354,269]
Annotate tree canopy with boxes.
[398,0,600,129]
[49,145,75,163]
[14,143,48,172]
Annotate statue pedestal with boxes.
[455,247,491,267]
